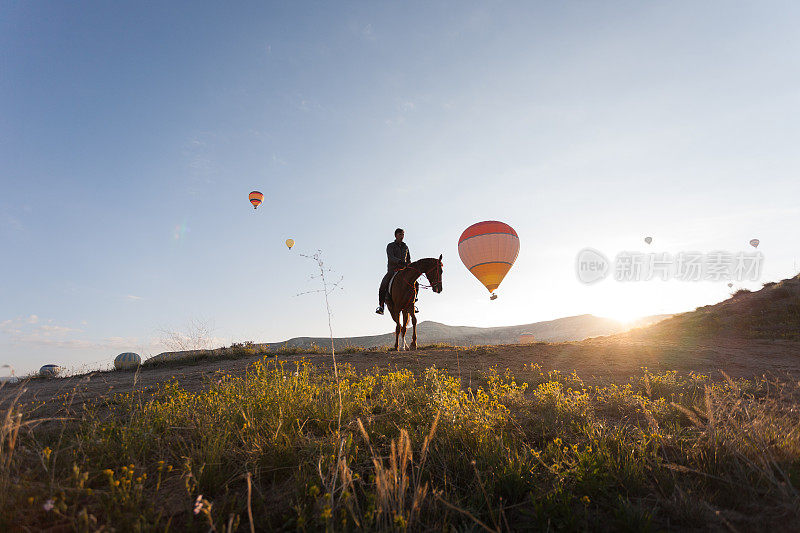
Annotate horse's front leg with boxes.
[400,311,409,351]
[393,322,400,351]
[410,312,417,350]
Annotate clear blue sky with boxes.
[2,1,799,375]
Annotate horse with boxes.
[385,255,443,351]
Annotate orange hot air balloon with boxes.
[458,221,519,298]
[249,191,264,209]
[285,238,295,249]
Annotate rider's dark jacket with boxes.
[387,240,411,271]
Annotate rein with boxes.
[398,260,441,295]
[404,261,440,286]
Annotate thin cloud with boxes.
[0,316,141,352]
[362,23,375,41]
[0,319,21,336]
[1,211,25,236]
[1,316,82,342]
[182,132,219,189]
[9,336,141,351]
[296,96,321,112]
[37,325,80,336]
[385,99,418,126]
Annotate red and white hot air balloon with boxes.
[458,221,519,299]
[249,191,264,210]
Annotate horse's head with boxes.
[427,254,443,294]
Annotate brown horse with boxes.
[386,255,443,350]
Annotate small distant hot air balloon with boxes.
[39,364,61,378]
[749,239,760,248]
[249,191,264,210]
[644,237,652,245]
[727,282,734,288]
[285,238,295,250]
[458,221,519,300]
[114,352,141,370]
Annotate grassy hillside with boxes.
[260,314,671,350]
[633,274,800,341]
[149,314,671,365]
[2,358,799,531]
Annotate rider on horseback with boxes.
[376,228,418,314]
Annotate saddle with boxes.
[386,271,399,306]
[386,268,418,308]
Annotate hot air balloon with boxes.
[458,221,519,299]
[727,282,734,288]
[644,237,652,245]
[749,239,760,248]
[285,238,295,250]
[114,352,141,370]
[249,191,264,210]
[39,364,61,378]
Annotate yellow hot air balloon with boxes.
[458,221,519,299]
[249,191,264,209]
[285,238,295,249]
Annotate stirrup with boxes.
[414,306,419,313]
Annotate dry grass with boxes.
[2,358,799,531]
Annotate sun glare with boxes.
[601,305,646,325]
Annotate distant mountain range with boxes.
[259,314,671,351]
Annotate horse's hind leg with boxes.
[410,312,417,350]
[393,322,400,351]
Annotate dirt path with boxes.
[5,337,800,418]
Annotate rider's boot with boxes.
[375,305,384,315]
